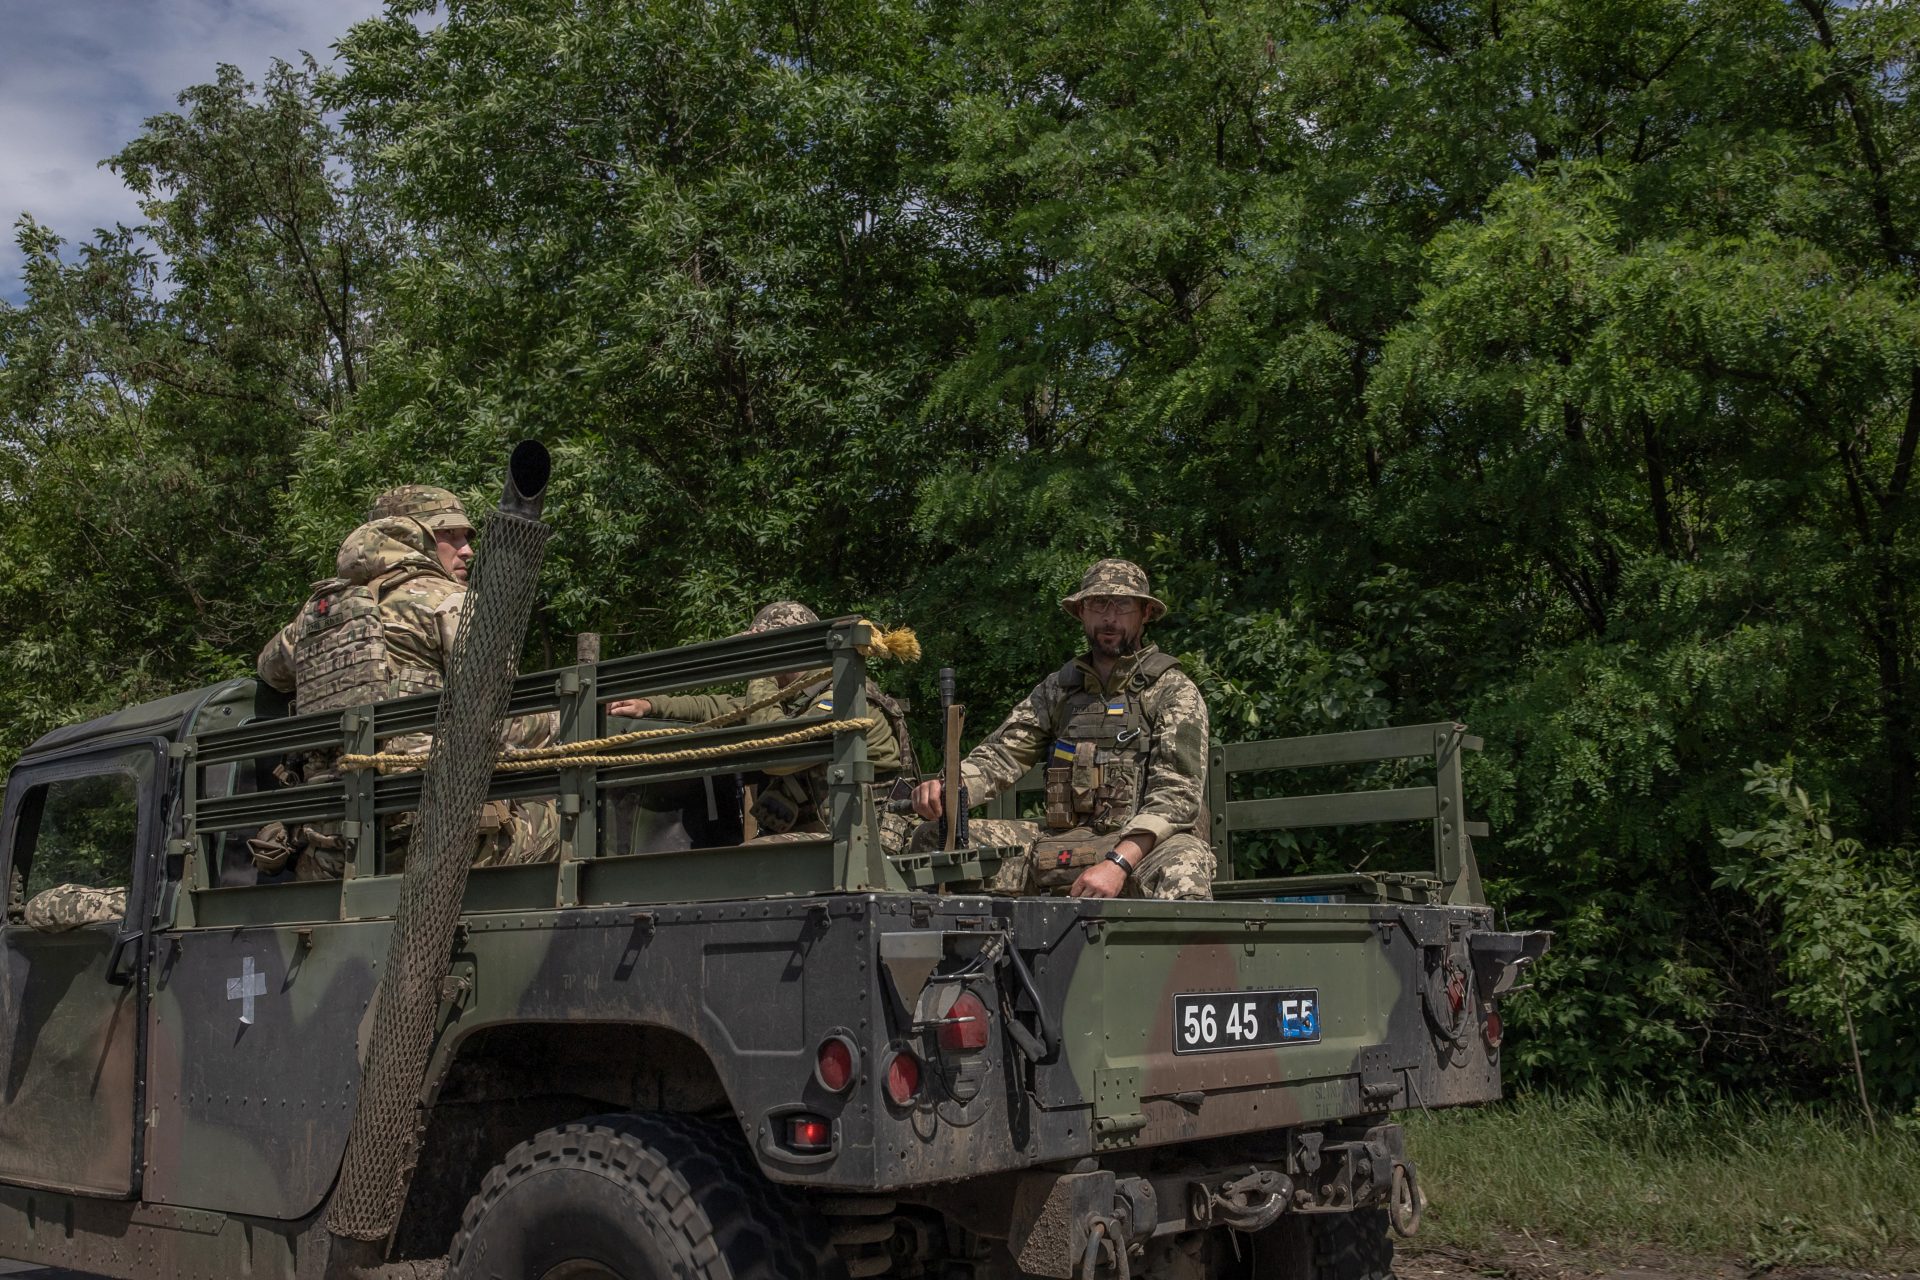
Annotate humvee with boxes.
[0,471,1546,1280]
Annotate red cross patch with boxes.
[1057,850,1073,866]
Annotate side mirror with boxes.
[105,926,141,985]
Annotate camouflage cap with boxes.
[748,601,820,633]
[1060,558,1167,622]
[367,485,472,533]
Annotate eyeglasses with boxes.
[1079,597,1141,619]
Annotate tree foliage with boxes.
[4,0,1919,1102]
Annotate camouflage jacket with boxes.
[651,677,903,778]
[959,645,1209,847]
[258,519,553,749]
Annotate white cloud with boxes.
[0,0,391,303]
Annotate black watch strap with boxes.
[1104,849,1135,875]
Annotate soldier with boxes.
[253,486,558,878]
[608,602,917,849]
[911,558,1215,900]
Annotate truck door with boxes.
[0,741,163,1197]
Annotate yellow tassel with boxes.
[856,622,921,662]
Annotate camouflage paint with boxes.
[0,618,1541,1277]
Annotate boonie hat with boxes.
[1060,558,1167,622]
[368,484,473,533]
[748,601,820,632]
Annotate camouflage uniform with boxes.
[919,559,1215,900]
[642,602,917,852]
[23,884,127,931]
[255,489,558,876]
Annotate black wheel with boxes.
[1244,1209,1395,1280]
[446,1112,835,1280]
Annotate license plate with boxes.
[1173,989,1321,1054]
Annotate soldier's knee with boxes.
[1141,834,1216,901]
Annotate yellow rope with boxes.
[341,618,916,775]
[489,717,877,772]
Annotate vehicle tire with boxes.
[445,1111,836,1280]
[1309,1208,1393,1280]
[1242,1209,1394,1280]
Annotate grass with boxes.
[1404,1091,1920,1269]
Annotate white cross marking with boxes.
[226,954,267,1025]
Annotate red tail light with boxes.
[1484,1008,1503,1048]
[938,991,991,1052]
[816,1036,857,1092]
[787,1115,832,1151]
[884,1050,921,1105]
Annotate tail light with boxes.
[815,1035,857,1092]
[884,1050,922,1105]
[1484,1008,1504,1048]
[937,990,991,1051]
[786,1114,832,1151]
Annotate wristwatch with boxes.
[1103,849,1135,876]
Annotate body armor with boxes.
[289,572,443,715]
[749,678,916,835]
[1042,650,1182,834]
[1032,650,1182,889]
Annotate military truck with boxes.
[0,464,1546,1280]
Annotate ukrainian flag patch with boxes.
[1106,700,1126,716]
[814,697,834,712]
[1050,740,1077,764]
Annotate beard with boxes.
[1086,621,1143,660]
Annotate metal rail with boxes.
[179,617,881,920]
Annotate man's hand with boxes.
[912,779,945,821]
[1068,859,1127,898]
[607,697,653,719]
[1068,834,1153,899]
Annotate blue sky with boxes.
[0,0,388,305]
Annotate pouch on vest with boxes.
[1029,827,1126,890]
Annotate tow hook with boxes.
[1194,1168,1290,1233]
[1388,1160,1423,1238]
[1079,1218,1130,1280]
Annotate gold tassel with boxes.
[856,621,921,662]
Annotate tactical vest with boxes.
[290,572,444,715]
[749,678,916,835]
[1042,649,1182,835]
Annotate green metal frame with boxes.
[176,618,888,926]
[169,621,1486,922]
[983,721,1487,905]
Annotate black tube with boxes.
[502,439,551,519]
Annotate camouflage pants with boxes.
[253,798,560,879]
[909,819,1215,900]
[23,884,127,931]
[473,799,562,867]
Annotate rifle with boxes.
[886,665,968,847]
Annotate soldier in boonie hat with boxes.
[909,555,1215,903]
[1059,557,1168,623]
[367,484,473,533]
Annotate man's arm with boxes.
[257,621,300,693]
[1123,671,1210,845]
[956,677,1060,805]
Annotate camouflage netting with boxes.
[327,475,551,1245]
